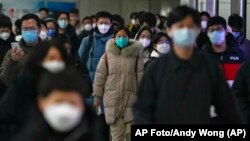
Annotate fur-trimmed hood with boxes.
[106,39,142,57]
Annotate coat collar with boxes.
[151,50,160,58]
[169,49,201,71]
[106,39,142,57]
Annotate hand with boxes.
[11,47,24,62]
[93,96,101,111]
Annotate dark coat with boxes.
[134,49,243,124]
[0,69,92,141]
[0,34,15,97]
[232,61,250,124]
[201,42,247,87]
[234,33,250,58]
[14,106,102,141]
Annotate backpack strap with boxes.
[86,35,94,57]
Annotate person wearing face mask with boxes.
[44,17,59,39]
[69,8,82,36]
[135,27,153,63]
[57,11,80,66]
[0,15,15,98]
[0,14,42,86]
[91,15,97,29]
[145,32,171,68]
[39,21,48,41]
[196,11,210,50]
[201,16,247,88]
[128,12,140,38]
[78,11,114,83]
[38,7,49,20]
[15,69,100,141]
[134,6,243,125]
[93,26,143,141]
[78,11,114,141]
[228,14,250,58]
[78,16,93,41]
[0,41,91,141]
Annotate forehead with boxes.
[59,14,68,18]
[171,15,197,27]
[141,30,150,35]
[116,29,127,35]
[97,17,111,22]
[45,90,82,101]
[22,19,38,27]
[208,24,224,29]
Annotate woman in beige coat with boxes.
[93,26,143,141]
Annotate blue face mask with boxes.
[48,29,56,37]
[232,32,241,39]
[172,28,197,48]
[115,37,129,49]
[208,31,225,45]
[58,20,68,29]
[22,30,38,44]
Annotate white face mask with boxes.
[39,31,48,41]
[0,32,10,41]
[156,43,170,54]
[98,24,110,34]
[42,61,65,73]
[43,103,83,132]
[201,20,208,30]
[156,19,161,26]
[139,38,151,48]
[84,24,92,32]
[92,23,97,28]
[131,19,136,25]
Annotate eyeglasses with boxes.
[208,27,225,32]
[22,27,38,31]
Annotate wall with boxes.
[79,0,150,24]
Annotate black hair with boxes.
[21,13,41,28]
[114,26,131,38]
[135,26,153,40]
[228,14,243,30]
[25,41,71,72]
[139,12,157,28]
[69,8,79,14]
[91,15,96,20]
[41,20,47,29]
[57,11,69,20]
[152,32,171,45]
[39,7,49,13]
[38,68,89,98]
[0,14,12,30]
[130,12,138,19]
[207,16,227,30]
[82,16,92,23]
[44,18,59,35]
[200,11,211,19]
[167,5,201,28]
[95,11,113,22]
[14,19,21,35]
[113,14,125,26]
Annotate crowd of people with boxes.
[0,5,249,141]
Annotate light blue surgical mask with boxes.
[22,30,38,44]
[208,31,225,45]
[232,32,241,39]
[58,20,68,29]
[172,28,197,48]
[115,37,129,49]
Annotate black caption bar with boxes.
[131,125,249,140]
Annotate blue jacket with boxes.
[78,32,113,82]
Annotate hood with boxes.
[106,39,142,57]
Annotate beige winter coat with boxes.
[93,39,144,124]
